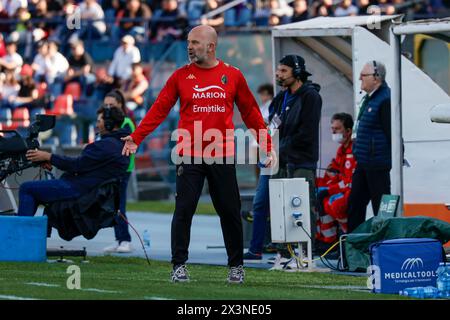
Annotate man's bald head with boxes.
[187,25,219,67]
[189,25,218,46]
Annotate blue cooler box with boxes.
[369,238,444,294]
[0,216,48,262]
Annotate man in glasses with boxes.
[347,60,392,232]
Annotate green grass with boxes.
[0,256,406,300]
[127,201,216,215]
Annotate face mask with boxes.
[332,133,345,143]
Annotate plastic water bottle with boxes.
[143,229,150,248]
[436,262,450,294]
[399,286,439,299]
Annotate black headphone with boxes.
[103,106,115,131]
[292,55,302,79]
[372,60,379,78]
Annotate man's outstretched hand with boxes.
[121,136,138,156]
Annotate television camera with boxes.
[0,114,55,182]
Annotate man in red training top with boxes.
[122,25,276,284]
[316,113,356,250]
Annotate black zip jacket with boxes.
[269,81,322,168]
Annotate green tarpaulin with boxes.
[344,216,450,272]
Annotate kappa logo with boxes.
[186,74,196,80]
[401,258,424,270]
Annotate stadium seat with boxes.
[47,94,74,116]
[64,82,82,100]
[7,107,30,130]
[0,108,12,127]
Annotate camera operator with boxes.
[17,106,130,217]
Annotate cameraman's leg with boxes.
[114,173,132,243]
[18,180,81,216]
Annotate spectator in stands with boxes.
[268,13,281,26]
[253,0,271,26]
[269,0,293,24]
[64,40,95,97]
[31,40,48,81]
[122,62,149,111]
[11,64,49,111]
[357,0,370,15]
[44,40,69,96]
[150,0,188,42]
[187,0,206,26]
[102,0,126,21]
[69,0,107,42]
[30,0,59,34]
[34,0,64,16]
[0,40,23,76]
[0,2,10,33]
[311,0,334,17]
[103,89,136,254]
[334,0,358,16]
[117,0,152,41]
[200,0,225,29]
[1,0,27,17]
[0,64,48,111]
[106,35,141,87]
[291,0,309,22]
[223,0,253,27]
[0,69,20,108]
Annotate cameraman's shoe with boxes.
[103,241,120,253]
[116,241,133,253]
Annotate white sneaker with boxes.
[283,258,300,271]
[283,257,307,270]
[103,241,120,253]
[116,241,133,253]
[269,253,289,271]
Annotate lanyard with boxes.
[357,95,369,121]
[282,90,296,114]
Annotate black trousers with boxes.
[171,161,243,267]
[347,165,391,233]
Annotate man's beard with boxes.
[189,49,208,63]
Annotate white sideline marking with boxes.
[301,285,369,291]
[25,282,60,288]
[81,288,120,294]
[144,296,174,300]
[25,282,119,294]
[0,295,38,300]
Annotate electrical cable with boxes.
[300,224,312,240]
[118,212,151,266]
